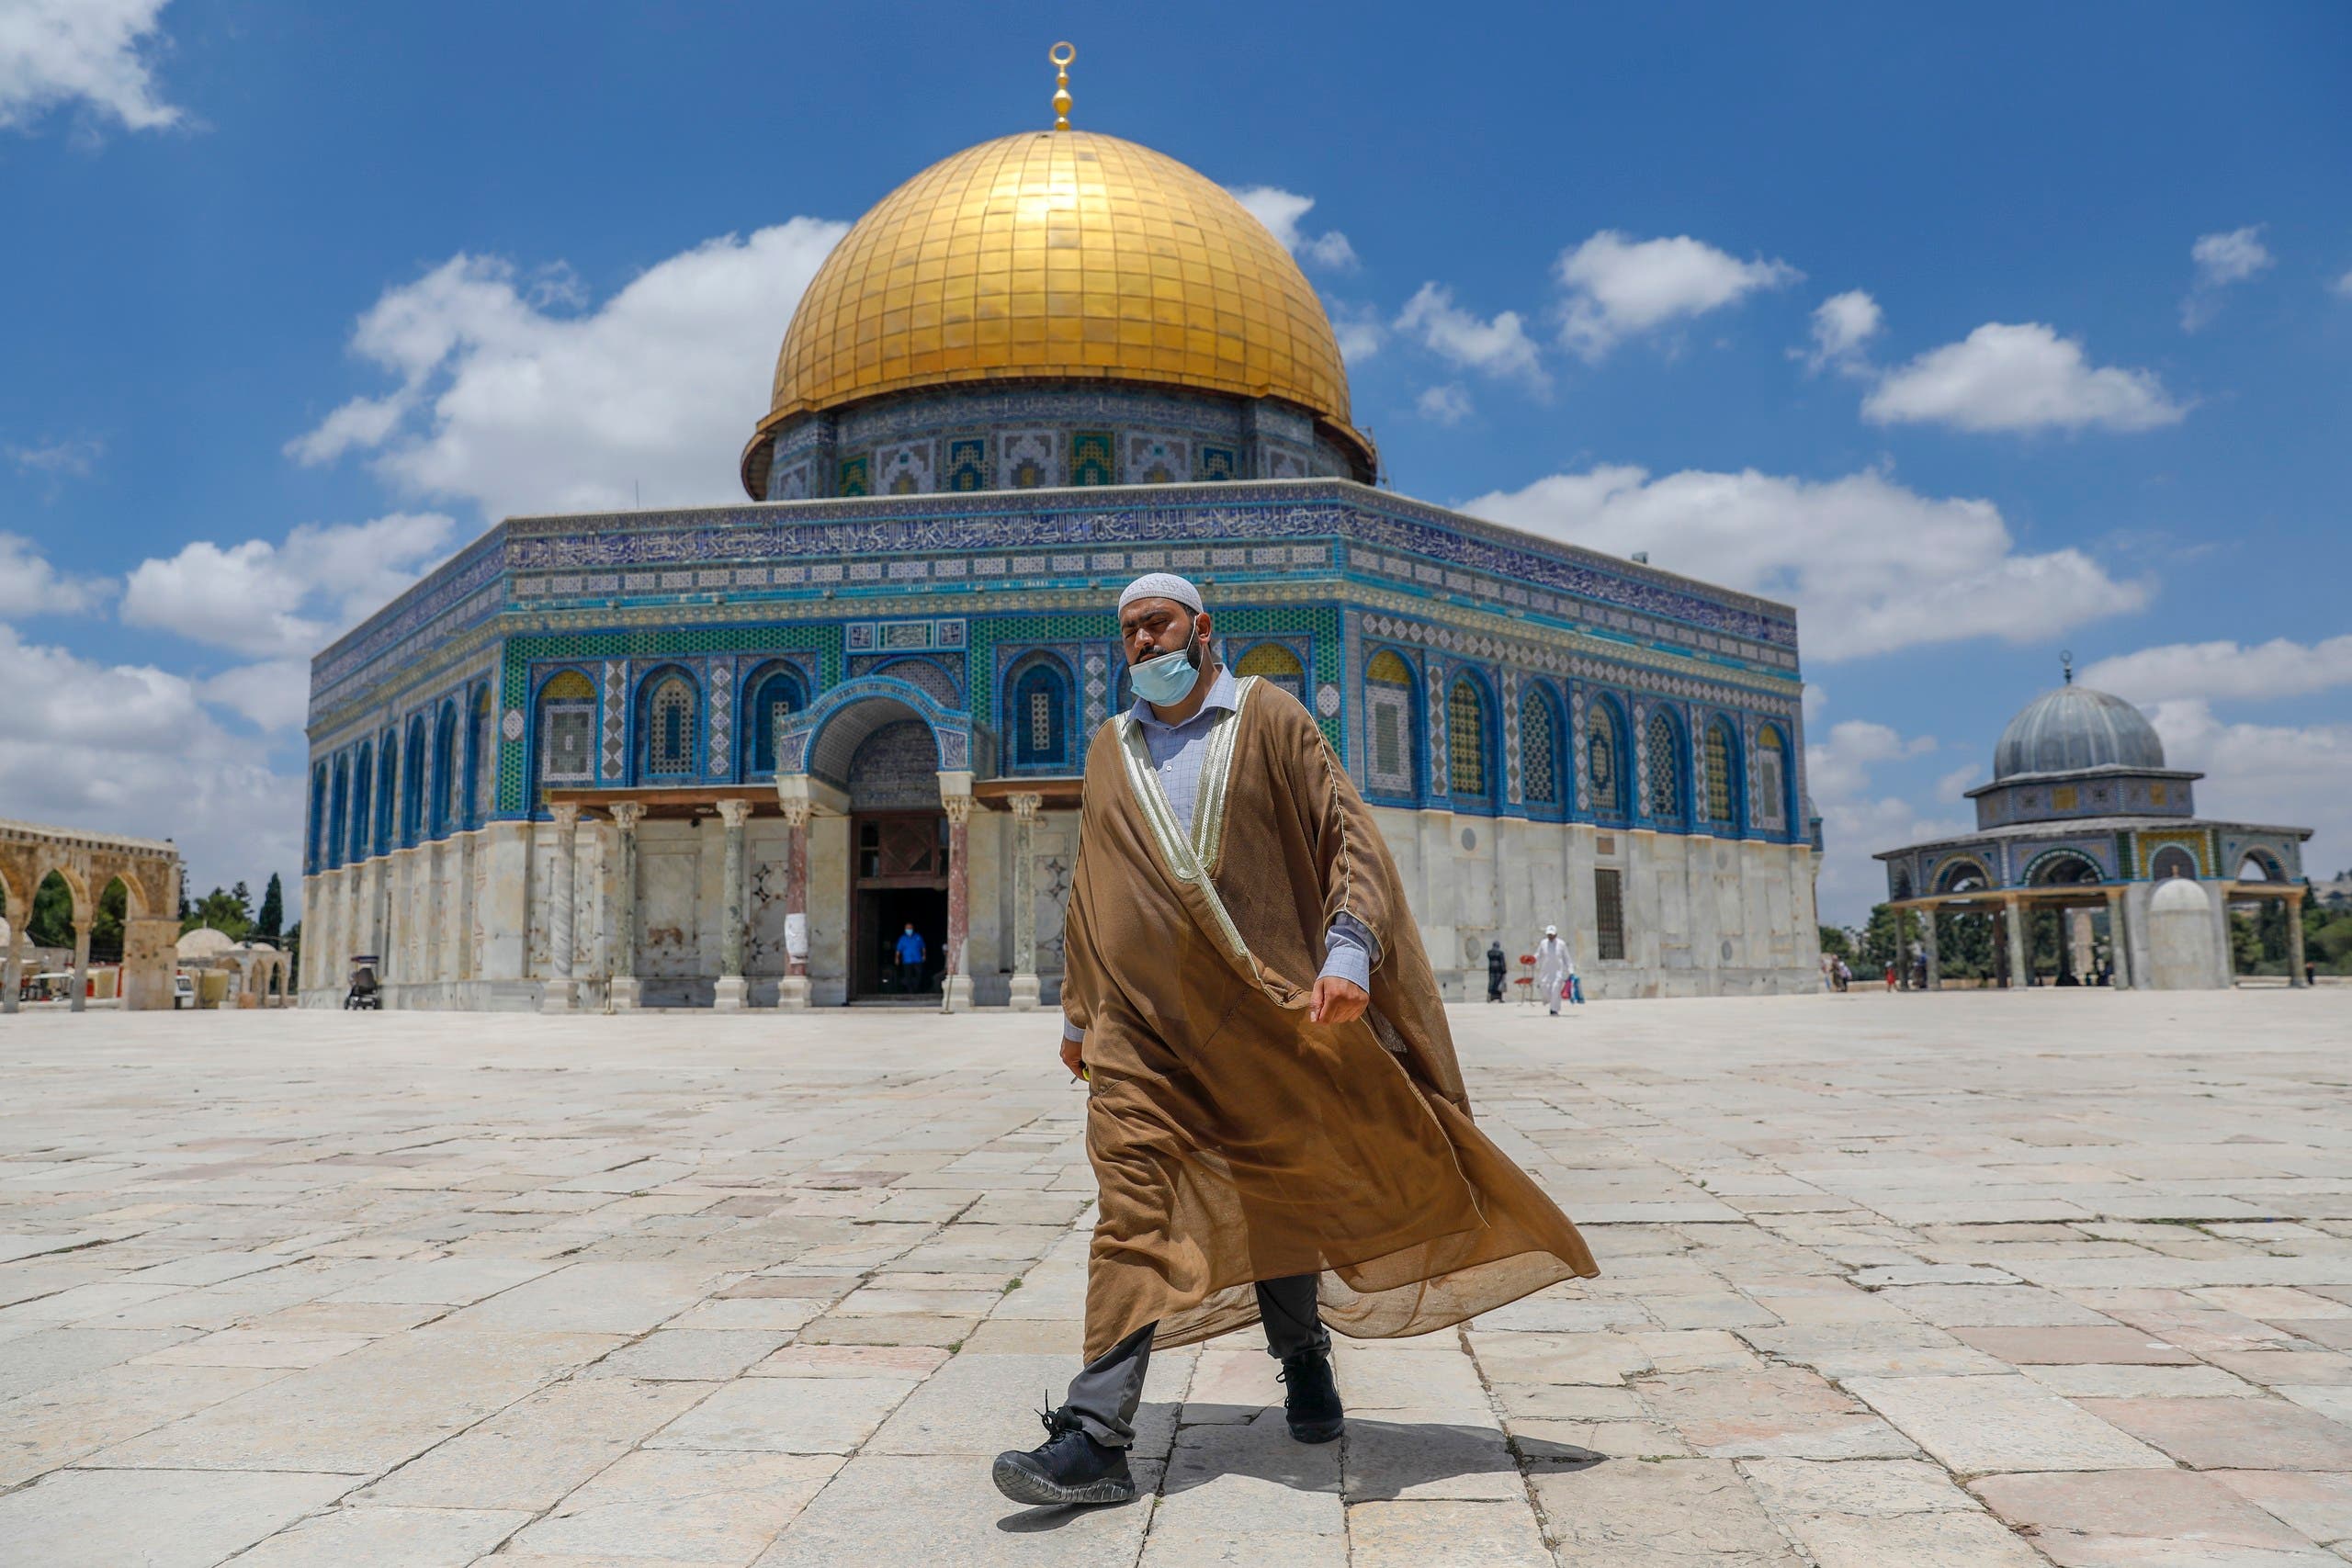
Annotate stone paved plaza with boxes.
[5,991,2352,1566]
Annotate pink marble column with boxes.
[777,797,811,1010]
[941,791,974,1013]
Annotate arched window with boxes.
[2152,845,2199,881]
[1236,642,1305,702]
[1753,726,1789,831]
[1363,649,1418,798]
[1704,718,1741,829]
[642,671,697,778]
[351,742,373,860]
[1587,696,1628,818]
[1521,686,1561,808]
[1448,677,1489,799]
[537,670,597,789]
[743,666,807,776]
[431,705,458,837]
[309,764,328,872]
[1645,709,1683,822]
[376,728,399,854]
[402,716,427,846]
[1008,655,1074,770]
[464,689,489,828]
[328,758,349,868]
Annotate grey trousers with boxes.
[1064,1274,1329,1448]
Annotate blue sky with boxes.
[3,0,2347,923]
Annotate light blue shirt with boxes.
[1065,664,1375,1044]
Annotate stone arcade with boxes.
[297,88,1822,1010]
[0,818,182,1012]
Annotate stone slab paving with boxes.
[2,988,2350,1565]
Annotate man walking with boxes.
[1533,924,1574,1015]
[1485,939,1508,1002]
[991,573,1597,1507]
[893,921,926,995]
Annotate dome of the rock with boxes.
[742,129,1373,496]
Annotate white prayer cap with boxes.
[1544,924,1557,935]
[1117,572,1203,616]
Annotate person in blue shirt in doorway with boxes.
[893,923,928,995]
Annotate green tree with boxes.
[255,874,284,942]
[1817,924,1854,961]
[180,886,253,942]
[1856,903,1923,973]
[28,874,74,949]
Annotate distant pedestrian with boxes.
[894,923,927,994]
[1835,958,1851,993]
[1534,926,1572,1016]
[1884,962,1896,991]
[1485,940,1507,1002]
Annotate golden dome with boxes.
[751,129,1369,473]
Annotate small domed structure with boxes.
[1993,682,2165,780]
[175,926,234,959]
[1875,655,2312,993]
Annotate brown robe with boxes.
[1062,673,1599,1359]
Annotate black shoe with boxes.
[991,1406,1136,1506]
[1278,1346,1344,1443]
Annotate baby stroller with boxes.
[345,955,381,1010]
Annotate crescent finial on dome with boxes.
[1051,42,1075,130]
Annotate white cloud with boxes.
[1329,302,1384,364]
[0,0,181,133]
[120,512,456,662]
[2145,698,2349,880]
[1555,231,1799,359]
[0,626,297,904]
[1863,321,2187,434]
[2183,226,2273,329]
[1461,463,2151,661]
[198,660,314,732]
[288,219,849,521]
[1415,383,1473,426]
[1395,283,1546,387]
[2080,635,2352,706]
[7,435,102,478]
[1800,708,1965,926]
[1228,186,1357,270]
[0,533,107,619]
[2335,268,2352,299]
[1803,289,1882,372]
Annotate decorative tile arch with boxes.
[1583,690,1631,821]
[778,672,977,780]
[1643,704,1688,826]
[1446,669,1498,810]
[740,660,813,778]
[1005,649,1078,773]
[1519,680,1566,814]
[1363,646,1419,802]
[635,664,702,782]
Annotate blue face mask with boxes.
[1129,634,1203,705]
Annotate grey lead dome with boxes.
[1992,682,2166,780]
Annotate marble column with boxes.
[541,803,581,1014]
[2106,888,2133,989]
[2004,893,2030,988]
[0,921,19,1020]
[1894,908,1912,991]
[69,919,90,1012]
[2288,891,2308,987]
[608,803,643,1010]
[776,797,811,1011]
[0,917,20,1015]
[1007,792,1043,1011]
[1920,907,1940,990]
[713,797,752,1012]
[941,786,975,1014]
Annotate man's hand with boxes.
[1060,1032,1085,1079]
[1310,975,1369,1025]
